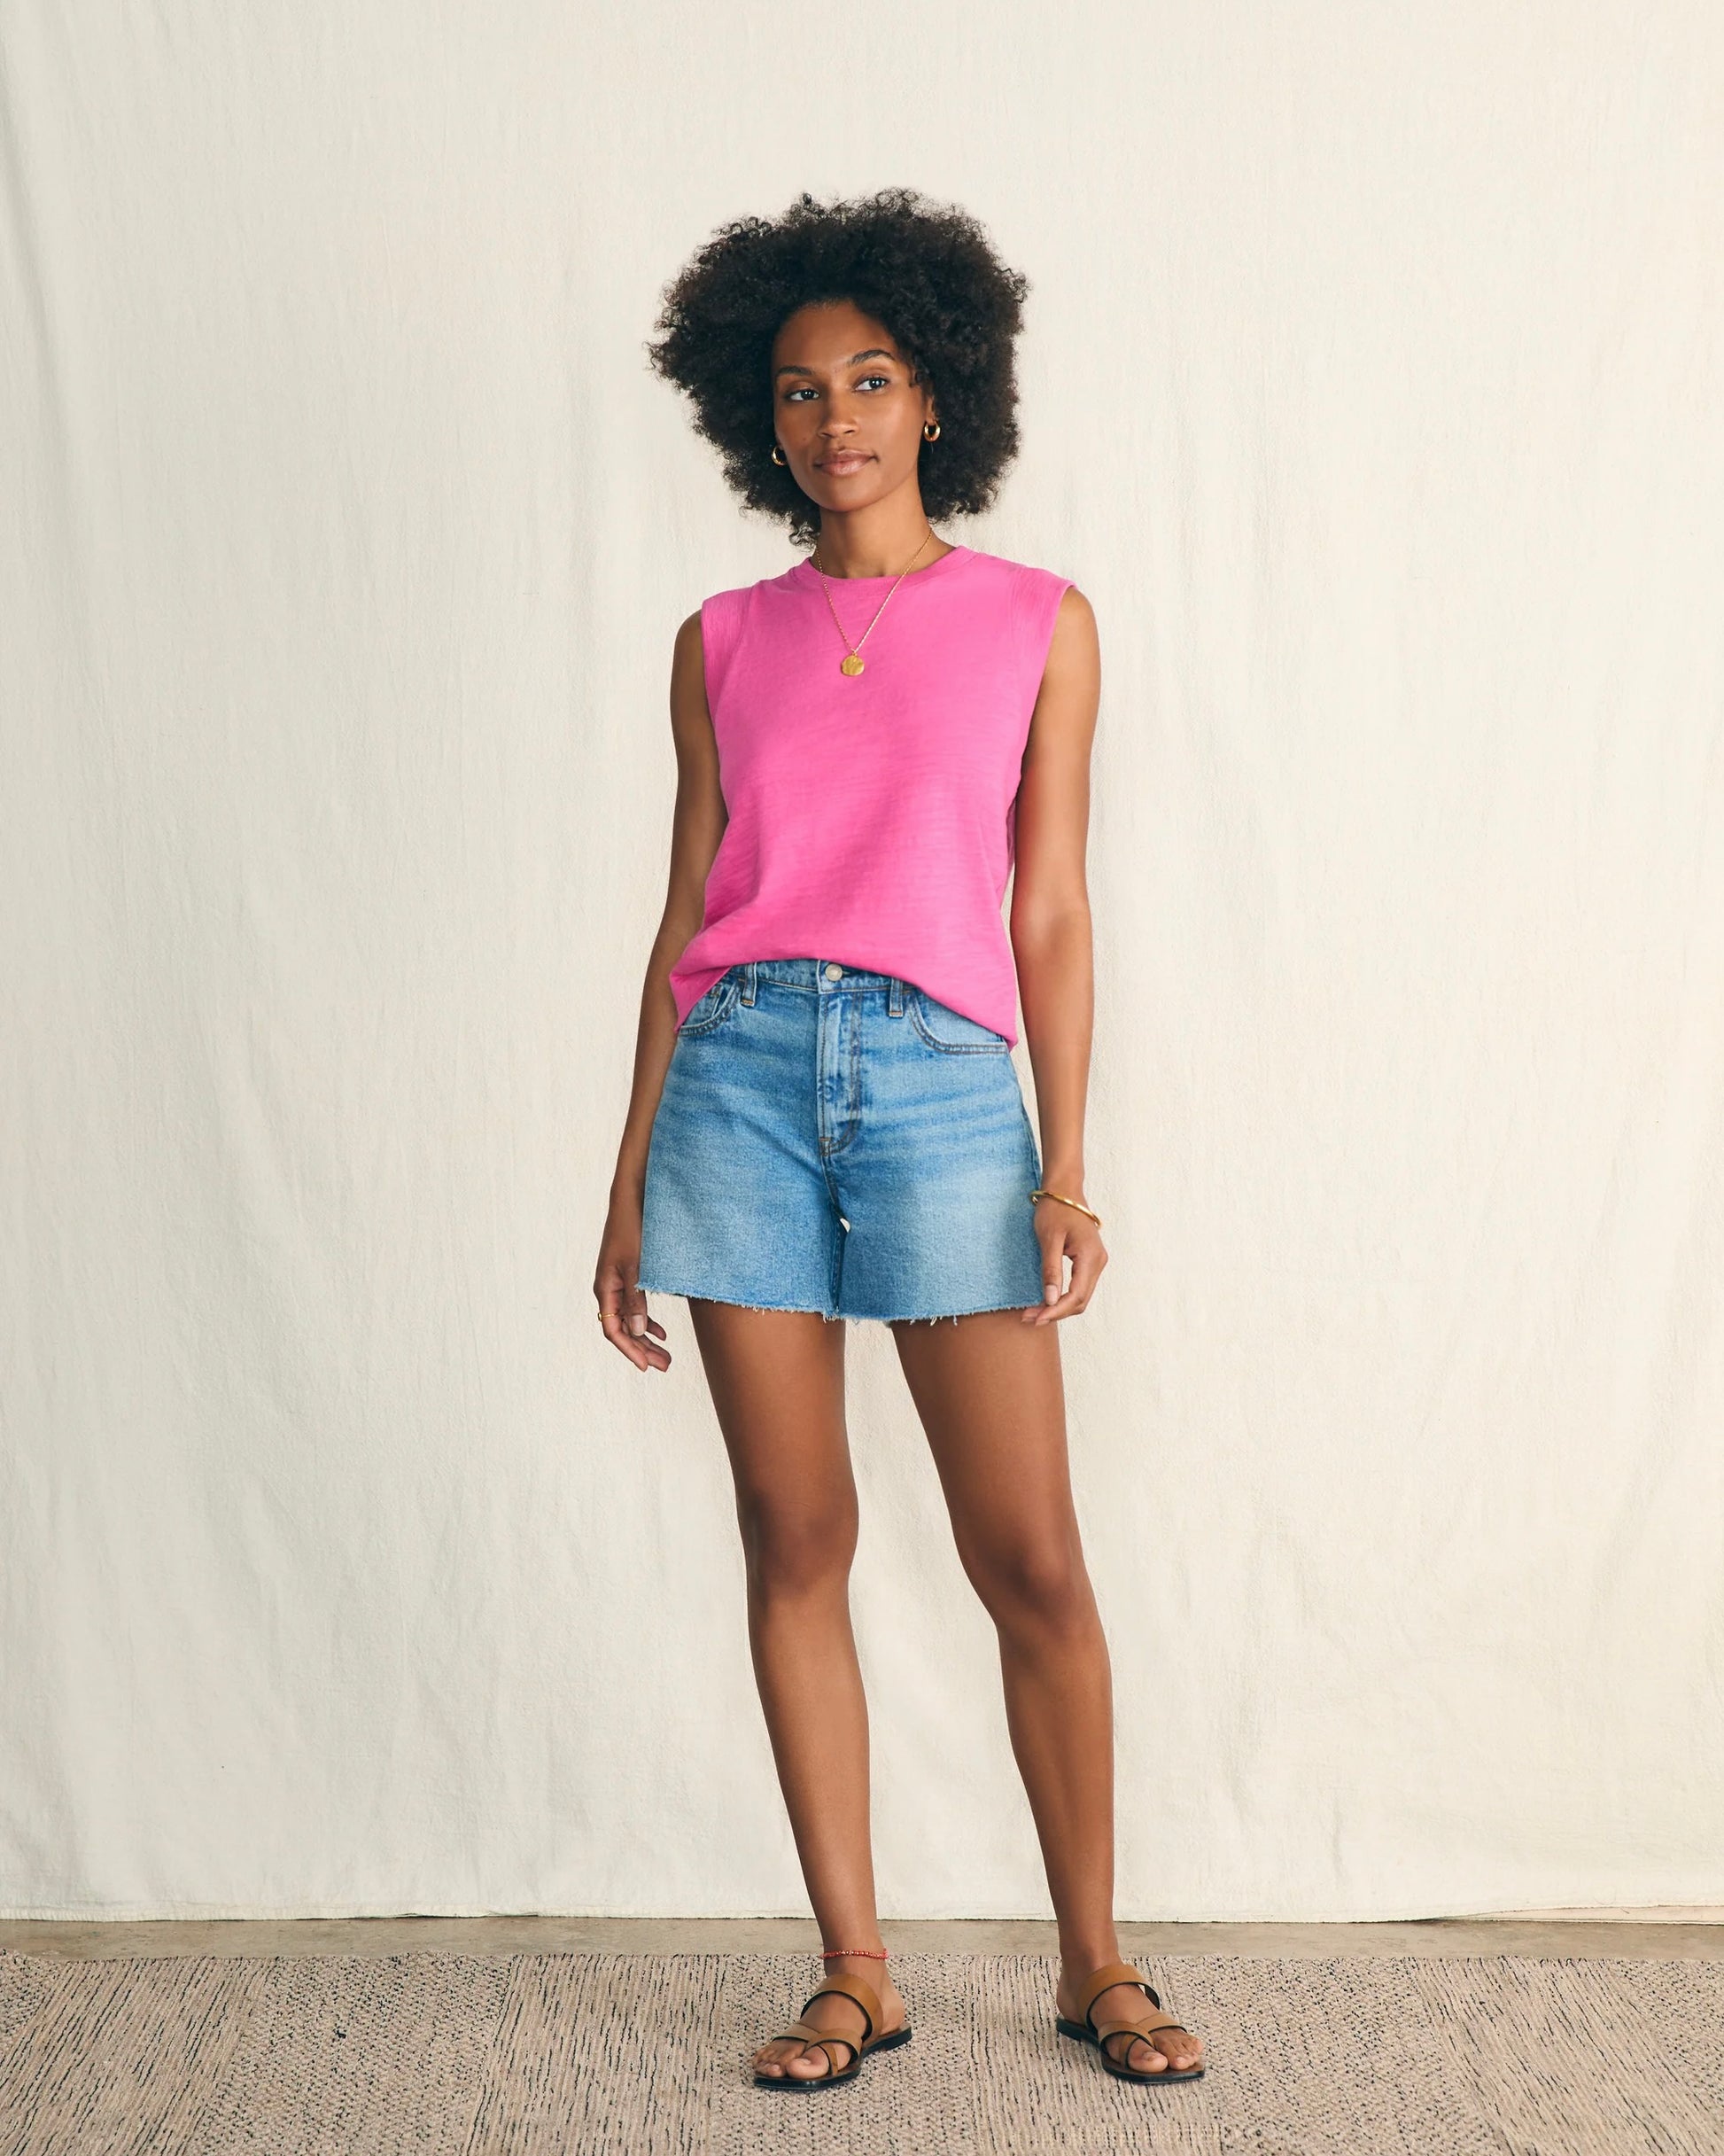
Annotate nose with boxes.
[818,387,866,434]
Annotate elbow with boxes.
[1010,897,1091,950]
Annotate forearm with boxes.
[610,919,699,1205]
[1011,905,1094,1191]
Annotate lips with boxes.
[819,451,874,474]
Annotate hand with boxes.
[594,1197,672,1372]
[1021,1195,1107,1324]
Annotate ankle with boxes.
[820,1943,891,1985]
[1059,1937,1122,1979]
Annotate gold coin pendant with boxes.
[840,652,866,677]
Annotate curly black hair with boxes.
[645,186,1030,546]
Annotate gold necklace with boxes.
[810,525,937,676]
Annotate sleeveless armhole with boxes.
[1014,564,1076,710]
[1006,566,1075,879]
[698,588,744,722]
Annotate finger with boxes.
[630,1303,672,1367]
[1044,1242,1104,1319]
[600,1304,672,1371]
[596,1272,671,1371]
[598,1301,648,1366]
[618,1273,672,1365]
[594,1288,664,1337]
[1029,1240,1106,1323]
[1021,1235,1072,1320]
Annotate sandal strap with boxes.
[1094,2011,1189,2045]
[775,2016,857,2073]
[798,1969,880,2043]
[1074,1959,1161,2030]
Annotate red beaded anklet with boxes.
[820,1945,888,1958]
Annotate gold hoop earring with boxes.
[771,444,788,466]
[922,419,941,442]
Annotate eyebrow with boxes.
[773,347,898,379]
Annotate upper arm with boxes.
[662,608,727,931]
[1009,585,1100,930]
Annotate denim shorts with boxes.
[638,957,1046,1323]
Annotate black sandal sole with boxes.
[754,2022,913,2091]
[1056,2016,1205,2082]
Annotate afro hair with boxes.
[645,186,1031,546]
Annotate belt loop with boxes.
[888,976,904,1017]
[742,961,757,1006]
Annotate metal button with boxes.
[824,962,843,980]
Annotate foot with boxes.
[1056,1964,1205,2077]
[751,1958,909,2083]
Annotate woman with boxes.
[594,187,1206,2096]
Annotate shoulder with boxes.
[965,549,1092,621]
[688,565,801,651]
[670,611,708,709]
[1049,582,1096,635]
[699,560,806,614]
[964,551,1094,681]
[680,564,803,715]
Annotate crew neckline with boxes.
[789,542,974,588]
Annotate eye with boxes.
[779,372,896,403]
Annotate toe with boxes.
[1124,2033,1169,2073]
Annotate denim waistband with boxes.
[727,957,911,1010]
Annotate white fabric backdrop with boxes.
[3,1,1720,1921]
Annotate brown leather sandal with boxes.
[752,1967,913,2092]
[1055,1958,1205,2084]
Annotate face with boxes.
[769,299,936,513]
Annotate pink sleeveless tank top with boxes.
[668,544,1073,1047]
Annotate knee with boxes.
[735,1491,858,1603]
[967,1534,1094,1638]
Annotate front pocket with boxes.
[676,969,742,1038]
[909,988,1012,1054]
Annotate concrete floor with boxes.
[4,1912,1720,1962]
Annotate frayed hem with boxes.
[880,1298,1044,1326]
[635,1285,1042,1327]
[637,1285,843,1321]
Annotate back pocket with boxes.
[909,988,1011,1054]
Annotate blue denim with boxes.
[638,957,1046,1323]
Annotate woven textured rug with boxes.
[2,1947,1720,2155]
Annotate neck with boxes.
[812,501,952,579]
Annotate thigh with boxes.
[687,1301,856,1552]
[888,1311,1081,1569]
